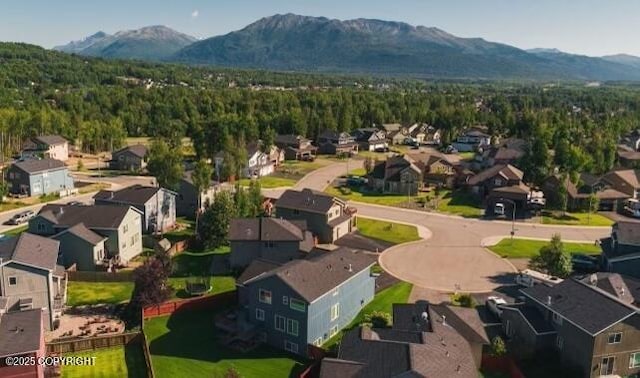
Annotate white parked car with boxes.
[486,296,508,318]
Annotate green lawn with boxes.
[541,211,614,226]
[488,238,602,259]
[436,190,483,218]
[61,345,147,378]
[323,281,413,349]
[2,225,28,237]
[237,176,297,188]
[325,185,429,207]
[67,276,236,306]
[348,168,367,176]
[357,217,420,245]
[458,152,476,161]
[144,309,306,378]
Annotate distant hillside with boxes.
[602,54,640,69]
[54,25,196,61]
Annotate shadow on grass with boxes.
[146,309,306,378]
[541,211,580,222]
[124,342,148,378]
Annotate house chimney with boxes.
[547,296,552,306]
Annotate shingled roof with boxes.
[613,220,640,247]
[53,223,106,245]
[244,247,374,302]
[467,164,523,186]
[38,204,134,230]
[0,233,60,271]
[0,309,43,357]
[94,185,161,205]
[13,158,66,174]
[275,188,341,214]
[112,144,147,158]
[229,217,306,242]
[33,135,67,146]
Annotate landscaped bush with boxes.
[363,311,392,328]
[339,186,352,195]
[450,293,477,308]
[490,336,507,356]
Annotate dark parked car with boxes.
[346,176,367,186]
[571,253,599,272]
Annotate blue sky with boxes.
[1,0,639,56]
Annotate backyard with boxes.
[541,210,614,226]
[488,237,601,259]
[357,217,420,245]
[61,344,147,378]
[144,309,306,378]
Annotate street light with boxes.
[498,197,517,241]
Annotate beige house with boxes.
[21,135,69,161]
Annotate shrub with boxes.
[340,187,352,195]
[490,336,507,357]
[363,311,392,328]
[450,293,476,308]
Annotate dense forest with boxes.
[1,42,640,183]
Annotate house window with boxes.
[556,336,564,350]
[37,223,46,232]
[255,309,265,321]
[313,338,323,347]
[259,289,272,304]
[8,276,17,286]
[330,303,340,321]
[282,296,289,305]
[630,352,640,369]
[494,178,503,186]
[123,224,128,233]
[608,332,622,344]
[130,236,135,246]
[274,315,286,332]
[601,356,615,376]
[284,340,298,353]
[552,312,563,325]
[287,319,299,336]
[293,209,300,215]
[330,325,339,337]
[264,241,275,248]
[290,298,306,312]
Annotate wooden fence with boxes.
[481,354,526,378]
[67,270,135,282]
[46,332,141,354]
[142,291,236,319]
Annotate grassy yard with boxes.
[325,185,429,207]
[436,190,483,218]
[67,276,236,306]
[237,176,297,188]
[458,151,476,161]
[323,281,413,349]
[2,225,28,237]
[347,167,367,176]
[488,237,602,259]
[144,309,306,378]
[541,211,614,226]
[357,217,420,245]
[61,345,147,378]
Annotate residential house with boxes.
[236,247,375,356]
[110,144,148,171]
[215,142,282,178]
[368,155,423,195]
[0,233,66,330]
[229,217,315,269]
[467,164,540,213]
[379,123,402,134]
[317,130,358,155]
[274,134,317,161]
[386,127,411,146]
[350,128,387,151]
[467,164,524,197]
[176,171,219,218]
[408,123,428,144]
[601,220,640,279]
[29,203,143,268]
[94,185,176,234]
[319,301,478,378]
[602,169,640,199]
[7,159,74,197]
[452,128,492,152]
[542,173,630,212]
[617,145,640,169]
[501,276,640,377]
[0,309,46,378]
[622,130,640,152]
[477,138,527,168]
[409,152,457,188]
[423,125,442,146]
[275,189,356,244]
[21,135,69,161]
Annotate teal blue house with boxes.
[7,158,73,197]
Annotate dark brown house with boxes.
[317,130,358,156]
[274,134,317,161]
[368,155,423,195]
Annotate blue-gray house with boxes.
[236,247,375,356]
[6,158,74,197]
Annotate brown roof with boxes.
[490,182,531,195]
[34,135,67,146]
[467,164,523,186]
[0,233,60,271]
[370,155,421,182]
[38,204,133,230]
[53,223,106,245]
[614,220,640,246]
[113,144,147,158]
[0,309,43,357]
[245,247,375,302]
[94,185,161,205]
[13,158,66,174]
[275,188,341,214]
[229,217,305,241]
[604,169,640,189]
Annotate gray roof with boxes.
[94,185,161,205]
[275,188,341,214]
[53,223,106,245]
[467,164,523,186]
[113,144,147,158]
[38,204,133,230]
[246,247,375,302]
[502,305,556,334]
[229,217,306,242]
[580,273,640,308]
[181,170,218,187]
[34,135,67,146]
[613,220,640,246]
[236,259,282,285]
[13,158,66,174]
[522,278,637,335]
[0,233,60,271]
[0,309,43,357]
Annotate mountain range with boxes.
[53,14,640,81]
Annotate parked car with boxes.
[515,269,563,287]
[623,199,640,218]
[301,155,316,162]
[7,210,35,225]
[571,253,599,272]
[486,296,508,318]
[374,146,389,153]
[445,145,458,154]
[494,203,506,216]
[346,176,367,186]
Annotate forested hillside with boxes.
[1,42,640,183]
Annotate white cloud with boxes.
[191,9,199,19]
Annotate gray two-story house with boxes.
[94,185,176,234]
[501,275,640,377]
[317,130,358,156]
[229,217,314,269]
[0,233,66,330]
[237,248,375,356]
[275,189,355,244]
[29,204,143,269]
[274,134,317,161]
[110,144,148,171]
[176,171,219,218]
[7,159,74,197]
[350,128,387,151]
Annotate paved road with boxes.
[265,159,610,293]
